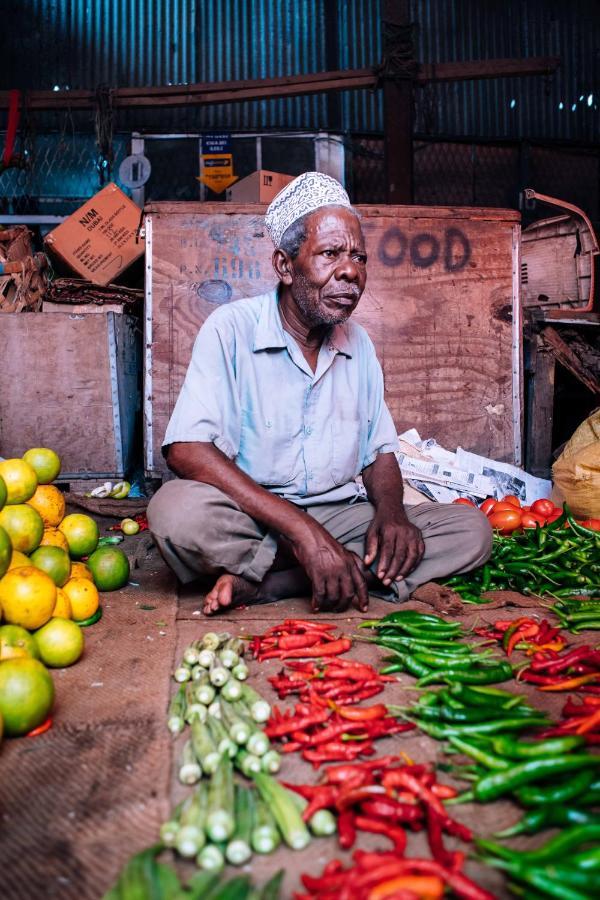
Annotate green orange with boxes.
[0,657,54,736]
[0,525,11,580]
[29,546,71,587]
[58,514,99,559]
[0,624,40,661]
[34,618,84,668]
[22,448,61,485]
[0,459,37,504]
[87,546,130,592]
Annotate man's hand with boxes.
[364,510,425,587]
[290,520,369,614]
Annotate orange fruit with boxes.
[29,546,71,587]
[22,448,61,485]
[40,528,69,552]
[70,561,93,581]
[0,624,40,661]
[87,546,130,592]
[0,459,38,505]
[0,474,6,512]
[62,577,99,621]
[8,549,31,570]
[34,618,84,668]
[58,514,99,559]
[0,525,11,580]
[0,658,54,736]
[52,588,71,619]
[0,566,56,630]
[0,504,44,554]
[27,484,65,528]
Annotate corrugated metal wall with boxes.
[1,0,598,139]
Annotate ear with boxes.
[272,248,293,285]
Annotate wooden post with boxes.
[382,0,414,203]
[525,333,556,477]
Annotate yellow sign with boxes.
[198,152,239,194]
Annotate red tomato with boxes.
[521,512,547,529]
[579,519,600,532]
[502,495,522,509]
[492,501,524,515]
[453,498,476,507]
[531,499,555,518]
[480,498,496,516]
[488,509,522,534]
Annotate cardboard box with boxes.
[44,183,144,286]
[226,169,294,203]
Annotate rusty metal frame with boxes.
[523,188,599,313]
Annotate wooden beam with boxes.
[382,0,413,204]
[0,57,559,111]
[541,326,600,395]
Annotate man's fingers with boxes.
[350,559,369,612]
[363,525,379,567]
[398,539,420,577]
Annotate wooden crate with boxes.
[0,311,140,480]
[144,202,522,479]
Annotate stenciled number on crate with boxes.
[213,256,261,280]
[378,226,471,272]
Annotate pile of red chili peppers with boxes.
[249,619,352,661]
[269,657,393,704]
[265,700,414,766]
[291,757,494,900]
[474,618,566,656]
[536,695,600,744]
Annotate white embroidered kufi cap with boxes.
[264,171,352,248]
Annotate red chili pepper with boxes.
[304,721,368,746]
[354,815,407,853]
[265,708,329,737]
[277,638,352,659]
[338,809,357,849]
[505,621,540,655]
[575,708,600,734]
[302,786,339,821]
[332,702,386,721]
[426,807,459,870]
[301,871,348,893]
[277,633,324,650]
[359,799,423,824]
[303,742,374,766]
[26,716,52,737]
[530,646,600,675]
[540,673,600,691]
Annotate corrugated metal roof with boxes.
[1,1,598,139]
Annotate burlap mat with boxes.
[0,550,178,899]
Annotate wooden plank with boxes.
[382,0,413,203]
[0,313,121,476]
[525,334,556,478]
[144,201,521,222]
[541,326,600,395]
[419,56,560,83]
[147,205,520,478]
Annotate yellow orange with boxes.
[0,504,44,554]
[62,577,99,621]
[58,514,99,559]
[0,566,56,630]
[27,485,65,528]
[52,588,72,619]
[70,561,93,581]
[0,459,37,505]
[40,528,69,552]
[8,549,30,570]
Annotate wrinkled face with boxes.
[289,207,367,326]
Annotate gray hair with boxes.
[278,204,361,260]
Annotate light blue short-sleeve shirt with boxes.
[163,289,399,506]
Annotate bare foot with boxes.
[202,573,260,616]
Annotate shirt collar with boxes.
[253,287,353,358]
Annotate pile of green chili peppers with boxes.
[359,609,515,686]
[552,596,600,632]
[441,508,600,604]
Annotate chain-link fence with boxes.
[0,127,598,227]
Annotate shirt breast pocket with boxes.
[330,414,362,486]
[239,412,299,487]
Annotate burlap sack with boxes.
[552,409,600,518]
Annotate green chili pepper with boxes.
[447,683,525,707]
[495,807,600,838]
[417,661,514,687]
[478,825,600,865]
[491,735,585,759]
[482,859,591,900]
[75,606,103,627]
[448,735,510,770]
[475,756,600,802]
[515,768,597,807]
[412,716,547,740]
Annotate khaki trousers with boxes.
[147,480,492,601]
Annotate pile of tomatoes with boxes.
[455,496,568,534]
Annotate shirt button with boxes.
[305,426,312,435]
